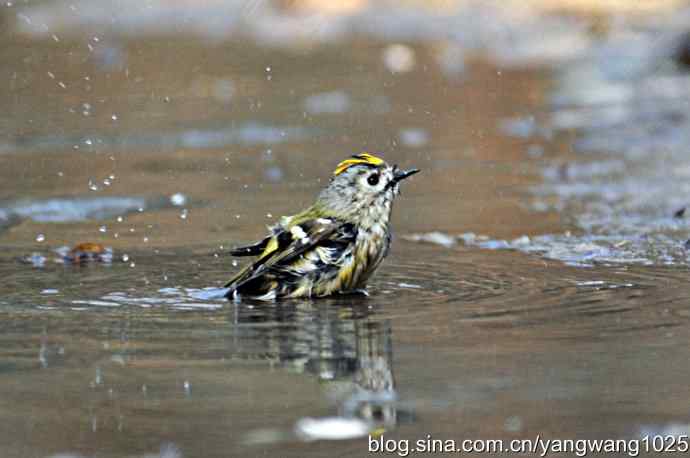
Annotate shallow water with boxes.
[3,2,690,457]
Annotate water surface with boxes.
[2,2,690,457]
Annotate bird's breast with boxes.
[349,221,390,286]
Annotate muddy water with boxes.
[2,4,690,458]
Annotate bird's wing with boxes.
[224,218,357,295]
[229,236,273,257]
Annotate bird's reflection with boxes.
[230,296,398,434]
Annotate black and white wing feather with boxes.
[225,218,357,300]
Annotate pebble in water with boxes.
[63,242,112,264]
[674,31,690,68]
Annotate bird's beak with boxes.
[393,167,420,183]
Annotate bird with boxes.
[224,153,419,301]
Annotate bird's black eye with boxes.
[367,173,380,186]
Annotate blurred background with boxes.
[3,1,690,457]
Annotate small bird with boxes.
[225,153,419,301]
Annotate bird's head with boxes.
[316,153,419,224]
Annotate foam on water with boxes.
[95,287,228,310]
[0,194,192,229]
[6,197,147,222]
[489,10,690,266]
[407,231,690,266]
[8,123,312,155]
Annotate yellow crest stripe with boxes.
[333,153,385,176]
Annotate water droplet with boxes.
[103,178,111,186]
[266,213,273,218]
[88,180,99,191]
[111,114,118,121]
[57,171,64,177]
[143,237,149,243]
[170,193,186,206]
[180,209,188,220]
[117,216,124,222]
[99,225,107,233]
[58,81,66,89]
[232,260,238,267]
[84,139,93,146]
[383,44,416,73]
[36,234,45,242]
[121,254,129,262]
[129,262,136,268]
